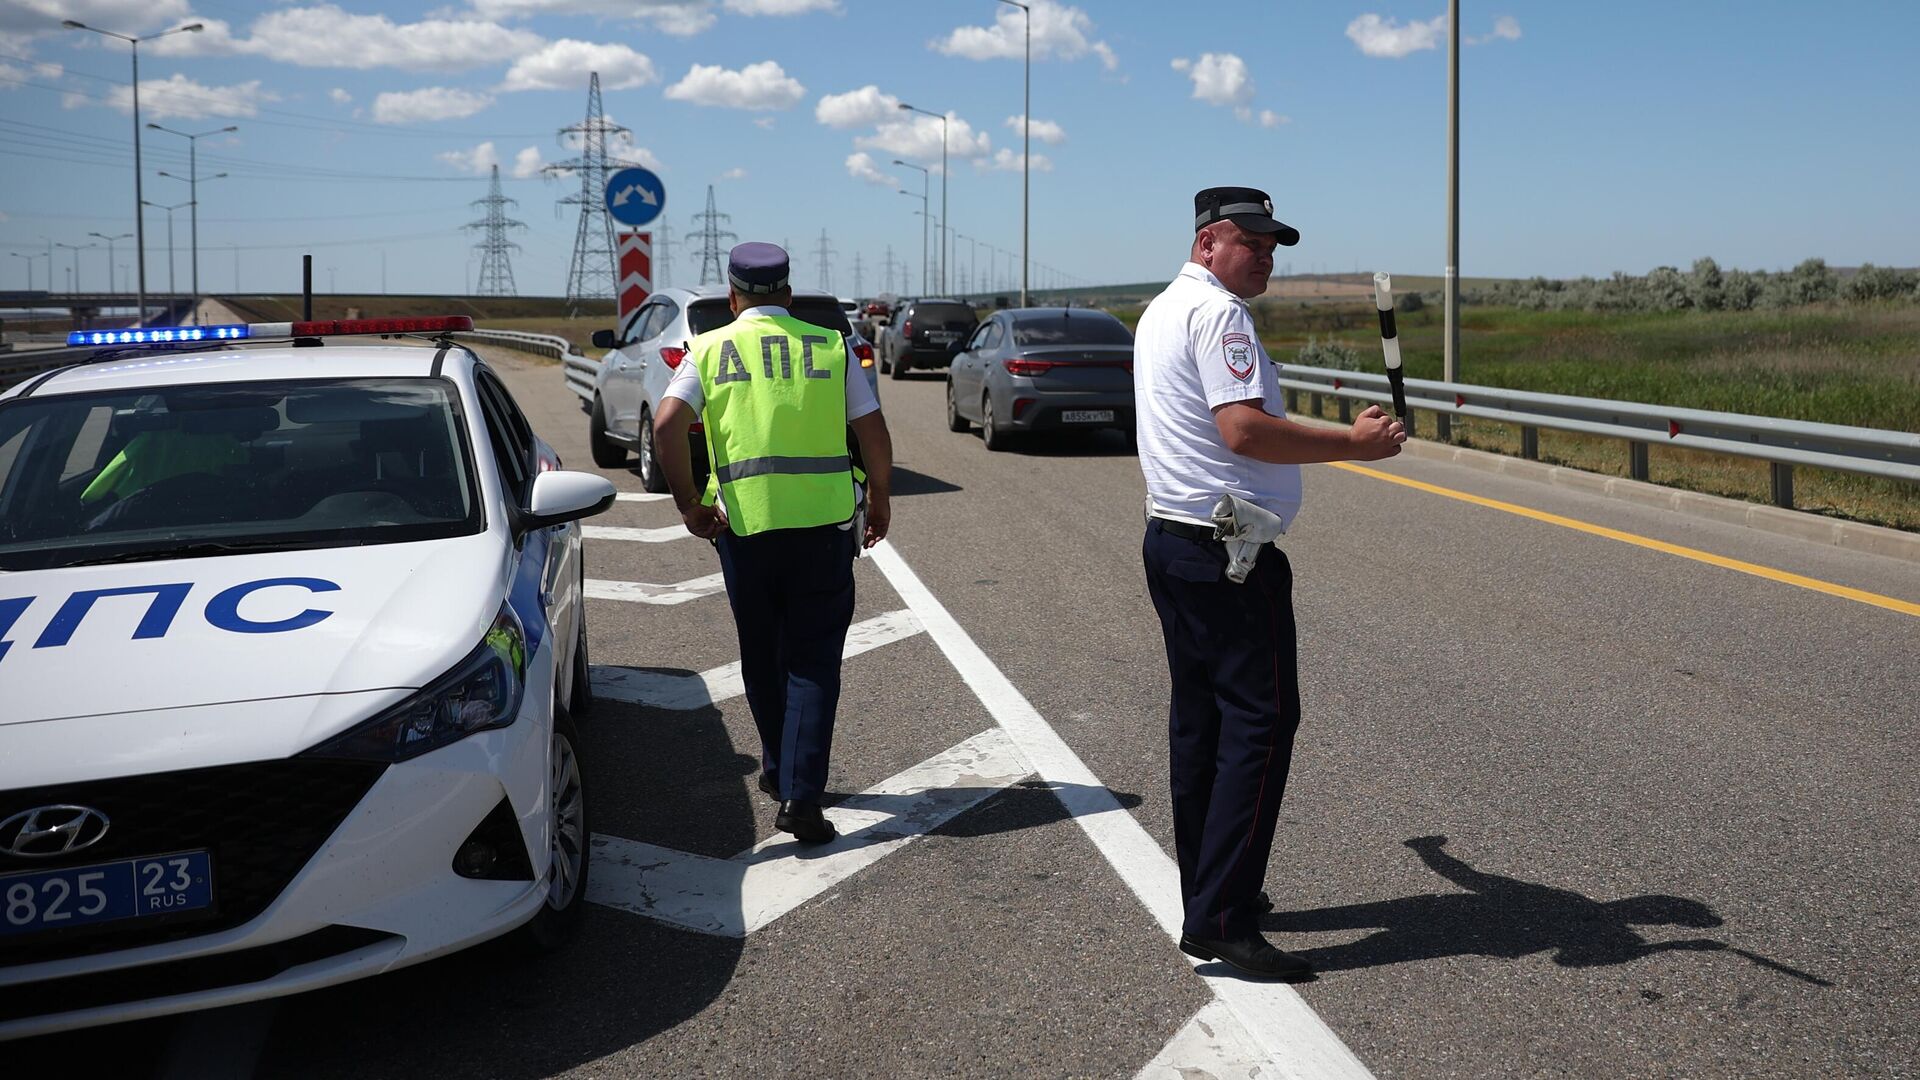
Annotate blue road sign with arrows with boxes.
[606,167,665,227]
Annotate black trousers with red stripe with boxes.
[1142,519,1302,940]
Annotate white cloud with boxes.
[467,0,716,34]
[664,60,804,110]
[815,84,900,129]
[438,141,500,175]
[511,145,546,178]
[933,0,1116,69]
[2,0,191,42]
[845,152,897,187]
[610,142,665,171]
[1469,15,1522,45]
[1258,109,1288,128]
[723,0,838,13]
[148,5,543,70]
[854,113,991,163]
[99,74,274,120]
[372,87,494,124]
[1004,114,1065,145]
[1346,13,1448,58]
[329,88,352,105]
[718,166,747,180]
[1174,52,1253,107]
[500,40,656,92]
[981,148,1051,173]
[753,117,776,129]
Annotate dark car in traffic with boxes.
[878,298,978,380]
[944,307,1135,450]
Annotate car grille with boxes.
[0,760,387,968]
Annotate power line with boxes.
[547,72,626,316]
[813,228,836,293]
[465,164,524,297]
[691,185,736,287]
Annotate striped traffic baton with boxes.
[1372,271,1410,425]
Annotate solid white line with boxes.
[1134,1000,1271,1080]
[583,524,693,544]
[588,728,1029,936]
[866,540,1373,1080]
[585,573,728,606]
[590,609,924,711]
[614,492,673,503]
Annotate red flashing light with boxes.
[289,316,475,337]
[660,346,688,369]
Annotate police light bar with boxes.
[68,316,474,348]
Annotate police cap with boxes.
[1193,187,1300,246]
[728,242,791,295]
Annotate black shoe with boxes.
[757,772,780,800]
[775,800,837,843]
[1256,890,1274,913]
[1179,932,1314,980]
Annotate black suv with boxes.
[878,298,978,380]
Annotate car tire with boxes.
[516,710,589,951]
[946,377,970,432]
[589,399,627,468]
[889,353,909,380]
[982,392,1012,451]
[638,407,668,494]
[569,586,594,719]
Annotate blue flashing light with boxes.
[69,325,249,347]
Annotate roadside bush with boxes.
[1459,255,1908,314]
[1843,263,1920,302]
[1687,257,1724,310]
[1295,335,1365,371]
[1397,290,1424,313]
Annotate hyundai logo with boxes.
[0,805,111,858]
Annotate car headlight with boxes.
[305,605,527,762]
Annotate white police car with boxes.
[0,317,615,1038]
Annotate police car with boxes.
[0,317,615,1038]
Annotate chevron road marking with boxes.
[583,524,692,543]
[613,492,672,503]
[587,728,1029,937]
[585,573,727,606]
[589,609,923,711]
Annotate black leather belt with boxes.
[1151,517,1216,542]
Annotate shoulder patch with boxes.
[1221,332,1256,382]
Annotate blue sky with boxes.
[3,0,1917,299]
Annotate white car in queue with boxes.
[0,316,616,1039]
[585,285,879,491]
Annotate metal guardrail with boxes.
[0,346,86,390]
[453,329,599,405]
[1276,364,1920,509]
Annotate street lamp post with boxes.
[88,232,132,296]
[142,201,191,294]
[54,242,92,293]
[63,19,204,327]
[11,253,42,328]
[149,124,237,298]
[896,102,949,293]
[1441,0,1461,442]
[894,160,930,294]
[995,0,1031,307]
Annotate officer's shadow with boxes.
[1264,835,1830,986]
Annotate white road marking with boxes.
[1134,1000,1272,1080]
[583,524,693,543]
[590,609,923,711]
[588,728,1029,937]
[614,492,672,503]
[585,573,727,606]
[866,541,1374,1080]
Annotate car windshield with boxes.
[910,303,976,330]
[1010,313,1134,346]
[687,298,853,337]
[0,378,481,571]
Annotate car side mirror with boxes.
[591,329,619,350]
[523,470,617,531]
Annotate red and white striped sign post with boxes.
[617,231,652,338]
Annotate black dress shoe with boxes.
[1256,890,1274,913]
[1179,931,1314,980]
[757,772,780,800]
[775,800,836,843]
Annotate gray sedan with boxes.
[944,308,1135,450]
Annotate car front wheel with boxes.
[517,711,588,951]
[638,407,667,494]
[589,399,627,468]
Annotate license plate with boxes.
[1061,410,1116,423]
[0,850,214,936]
[927,331,959,343]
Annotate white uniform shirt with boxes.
[662,305,881,420]
[1133,263,1303,530]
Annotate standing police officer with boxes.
[1134,188,1405,977]
[654,242,893,844]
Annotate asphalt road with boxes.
[16,345,1917,1078]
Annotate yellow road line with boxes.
[1328,461,1920,618]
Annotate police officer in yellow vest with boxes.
[654,242,893,843]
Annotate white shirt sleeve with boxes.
[844,352,880,421]
[1190,299,1267,411]
[662,354,703,412]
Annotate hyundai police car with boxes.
[0,316,615,1038]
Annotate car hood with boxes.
[0,533,505,729]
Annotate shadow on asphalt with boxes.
[993,429,1137,459]
[892,466,963,497]
[1263,835,1831,986]
[931,780,1144,838]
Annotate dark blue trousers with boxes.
[714,523,856,804]
[1142,520,1301,940]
